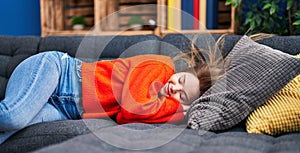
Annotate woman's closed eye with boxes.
[178,75,189,102]
[178,75,185,84]
[180,93,187,102]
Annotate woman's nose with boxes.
[170,84,182,94]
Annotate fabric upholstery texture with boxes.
[32,123,300,153]
[39,35,161,61]
[246,55,300,135]
[0,36,40,100]
[0,119,116,153]
[160,34,242,57]
[188,35,300,131]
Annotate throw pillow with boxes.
[246,55,300,135]
[187,35,300,131]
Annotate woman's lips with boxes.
[165,83,170,97]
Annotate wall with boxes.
[0,0,41,36]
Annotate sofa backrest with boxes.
[256,35,300,55]
[161,34,300,56]
[38,35,161,62]
[0,36,40,100]
[1,34,300,101]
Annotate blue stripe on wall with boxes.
[0,0,41,36]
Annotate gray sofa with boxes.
[0,34,300,153]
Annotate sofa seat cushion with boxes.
[29,123,300,153]
[0,119,116,153]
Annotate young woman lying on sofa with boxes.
[2,32,300,144]
[0,35,225,144]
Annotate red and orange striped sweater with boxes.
[81,54,184,124]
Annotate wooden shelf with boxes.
[43,29,156,36]
[160,28,235,35]
[40,0,235,37]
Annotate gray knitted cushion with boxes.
[187,35,300,131]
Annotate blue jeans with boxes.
[0,51,82,144]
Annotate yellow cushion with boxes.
[246,54,300,136]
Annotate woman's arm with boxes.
[113,55,184,124]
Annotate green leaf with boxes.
[226,0,242,8]
[232,2,238,8]
[245,18,252,25]
[71,16,87,26]
[293,20,300,26]
[225,0,232,6]
[255,17,262,25]
[270,6,276,15]
[246,11,253,18]
[287,0,294,10]
[295,11,300,17]
[263,3,271,10]
[250,20,256,30]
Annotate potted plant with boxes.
[226,0,300,35]
[71,16,87,30]
[128,15,144,30]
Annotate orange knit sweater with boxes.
[81,54,184,124]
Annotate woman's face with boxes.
[159,72,201,105]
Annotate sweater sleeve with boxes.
[113,55,184,124]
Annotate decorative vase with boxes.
[72,24,84,30]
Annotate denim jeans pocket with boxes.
[48,95,81,119]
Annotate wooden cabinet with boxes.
[40,0,235,36]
